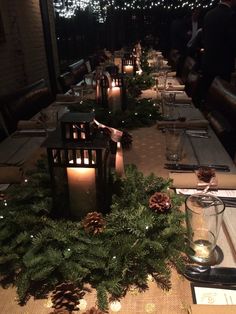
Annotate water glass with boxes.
[185,193,225,264]
[165,128,184,161]
[161,91,176,120]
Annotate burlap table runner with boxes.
[0,269,192,313]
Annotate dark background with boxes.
[55,7,209,72]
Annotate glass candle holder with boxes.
[185,193,225,264]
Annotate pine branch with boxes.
[97,284,108,312]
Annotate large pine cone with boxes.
[82,212,106,235]
[82,307,105,314]
[197,166,215,183]
[51,282,85,312]
[149,192,171,213]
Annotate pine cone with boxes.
[121,130,133,149]
[82,307,105,314]
[82,212,106,235]
[51,282,85,312]
[149,192,171,213]
[197,166,215,183]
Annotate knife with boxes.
[184,266,236,285]
[165,163,230,172]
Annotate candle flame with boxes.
[69,158,94,166]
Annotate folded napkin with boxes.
[0,166,23,184]
[167,71,177,77]
[190,305,236,314]
[56,94,81,102]
[166,84,185,91]
[169,172,236,189]
[70,86,95,100]
[175,93,192,104]
[157,119,209,130]
[157,84,185,91]
[17,120,45,130]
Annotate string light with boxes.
[53,1,217,20]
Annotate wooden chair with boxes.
[0,79,54,134]
[58,71,76,94]
[69,59,88,85]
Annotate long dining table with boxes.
[0,75,236,313]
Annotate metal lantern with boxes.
[122,55,136,76]
[100,74,126,111]
[61,112,95,142]
[44,112,111,220]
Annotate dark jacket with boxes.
[203,3,236,80]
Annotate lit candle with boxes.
[109,80,121,112]
[67,158,96,218]
[115,142,125,177]
[194,243,211,260]
[123,64,134,75]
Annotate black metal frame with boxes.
[100,74,127,110]
[122,56,136,76]
[44,113,111,220]
[61,112,95,142]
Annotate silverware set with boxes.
[185,129,209,138]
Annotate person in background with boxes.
[187,8,202,49]
[170,9,201,76]
[199,0,236,102]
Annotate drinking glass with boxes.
[185,193,225,264]
[165,127,184,161]
[161,91,176,120]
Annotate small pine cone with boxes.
[121,130,133,149]
[149,192,171,213]
[197,166,215,183]
[82,212,106,235]
[51,282,85,312]
[82,307,105,314]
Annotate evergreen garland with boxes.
[0,161,187,311]
[69,97,161,130]
[140,49,152,75]
[126,74,155,98]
